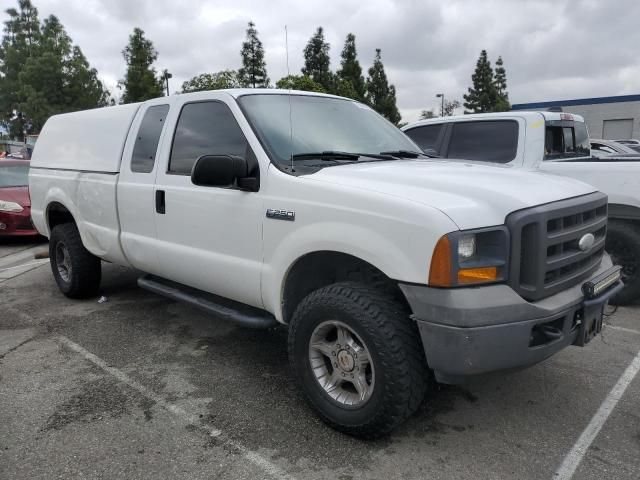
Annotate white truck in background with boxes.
[29,90,622,437]
[403,112,640,305]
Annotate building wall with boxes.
[561,101,640,139]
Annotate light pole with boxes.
[163,69,172,96]
[436,93,444,117]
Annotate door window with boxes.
[404,124,443,152]
[131,105,170,173]
[169,101,249,175]
[446,120,518,163]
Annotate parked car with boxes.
[590,138,640,157]
[0,160,38,236]
[403,112,640,305]
[29,90,622,436]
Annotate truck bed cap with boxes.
[30,103,141,173]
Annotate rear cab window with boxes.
[131,105,170,173]
[544,119,590,160]
[445,120,519,163]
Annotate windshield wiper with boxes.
[291,151,361,161]
[380,150,424,158]
[291,151,398,162]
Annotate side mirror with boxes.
[191,155,249,188]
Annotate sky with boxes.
[14,0,640,123]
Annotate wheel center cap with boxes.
[337,349,355,372]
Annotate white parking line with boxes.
[58,335,296,480]
[606,324,640,336]
[0,259,49,272]
[554,348,640,480]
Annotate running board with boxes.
[137,275,278,329]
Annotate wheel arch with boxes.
[608,203,640,222]
[46,201,77,233]
[280,250,411,324]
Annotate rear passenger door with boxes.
[152,96,264,308]
[117,101,170,274]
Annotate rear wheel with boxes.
[49,223,101,298]
[288,281,428,438]
[606,220,640,306]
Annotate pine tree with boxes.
[463,50,498,113]
[0,0,42,138]
[0,1,108,138]
[182,70,241,92]
[238,21,269,88]
[336,33,365,101]
[365,49,401,125]
[120,28,164,104]
[302,27,332,91]
[493,56,510,111]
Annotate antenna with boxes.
[285,25,294,172]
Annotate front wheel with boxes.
[49,223,102,298]
[288,282,428,438]
[606,220,640,306]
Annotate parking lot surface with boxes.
[1,239,639,480]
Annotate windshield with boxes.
[0,165,29,187]
[238,94,419,168]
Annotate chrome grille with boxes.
[506,192,608,301]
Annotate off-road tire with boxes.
[288,281,428,438]
[49,223,101,298]
[606,220,640,306]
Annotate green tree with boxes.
[336,33,365,101]
[493,56,510,111]
[442,99,461,116]
[420,109,435,120]
[0,1,108,138]
[0,0,42,138]
[365,48,401,125]
[238,21,269,88]
[302,27,332,91]
[120,28,163,103]
[463,50,499,113]
[182,70,241,92]
[275,74,325,93]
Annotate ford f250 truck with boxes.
[29,90,623,437]
[403,112,640,305]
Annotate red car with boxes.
[0,160,39,236]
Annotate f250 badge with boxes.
[266,209,295,221]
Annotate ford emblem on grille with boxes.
[578,233,595,251]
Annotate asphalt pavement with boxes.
[1,238,639,480]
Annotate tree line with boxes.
[1,0,510,139]
[180,24,402,124]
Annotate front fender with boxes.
[261,215,456,322]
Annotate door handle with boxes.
[155,190,165,214]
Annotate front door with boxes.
[153,97,264,308]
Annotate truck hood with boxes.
[310,159,598,230]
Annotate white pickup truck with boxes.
[30,90,622,437]
[403,112,640,305]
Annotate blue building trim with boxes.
[512,94,640,110]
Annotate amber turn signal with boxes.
[428,235,452,287]
[457,266,498,284]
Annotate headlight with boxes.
[429,227,509,287]
[0,200,23,213]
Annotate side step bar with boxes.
[137,274,278,329]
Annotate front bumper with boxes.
[400,256,622,384]
[0,209,39,236]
